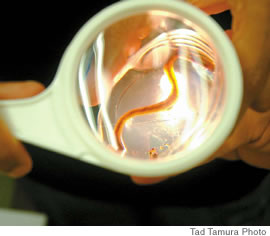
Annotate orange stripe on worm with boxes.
[114,53,180,152]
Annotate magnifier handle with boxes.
[0,87,79,158]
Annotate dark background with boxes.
[1,1,270,225]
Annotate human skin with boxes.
[0,81,45,177]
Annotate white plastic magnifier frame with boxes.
[0,0,242,177]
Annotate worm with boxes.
[114,53,180,152]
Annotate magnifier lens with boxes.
[78,10,226,160]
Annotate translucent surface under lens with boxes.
[78,10,226,160]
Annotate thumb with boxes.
[0,81,45,99]
[0,81,45,177]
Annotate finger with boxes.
[186,0,230,15]
[0,81,45,99]
[0,81,45,177]
[89,15,152,106]
[131,176,169,185]
[228,0,270,113]
[103,15,151,78]
[214,108,270,159]
[0,118,32,178]
[237,111,270,169]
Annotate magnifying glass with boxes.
[0,0,242,177]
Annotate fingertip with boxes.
[0,142,33,179]
[0,119,33,178]
[24,81,46,96]
[7,160,32,178]
[0,81,45,99]
[130,176,168,185]
[8,144,33,178]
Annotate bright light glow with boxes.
[95,33,118,149]
[159,72,195,127]
[158,67,209,153]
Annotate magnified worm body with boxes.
[114,53,180,153]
